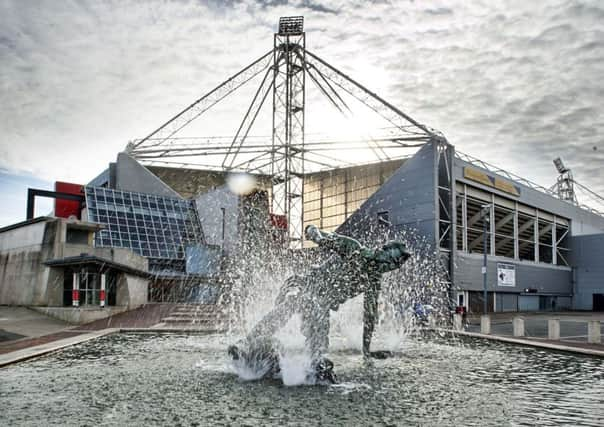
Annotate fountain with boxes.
[226,224,416,384]
[1,198,602,426]
[2,330,603,425]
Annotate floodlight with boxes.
[553,157,568,174]
[278,16,304,35]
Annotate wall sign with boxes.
[463,167,520,197]
[497,263,516,287]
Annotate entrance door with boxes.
[79,272,100,306]
[593,294,604,311]
[63,270,73,306]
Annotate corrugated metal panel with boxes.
[338,141,437,242]
[569,233,604,310]
[454,252,572,294]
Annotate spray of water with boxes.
[221,214,453,385]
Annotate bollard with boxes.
[588,321,601,344]
[453,313,463,331]
[513,317,525,337]
[480,315,491,335]
[548,319,560,340]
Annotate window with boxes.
[85,186,204,260]
[66,228,89,245]
[79,271,100,306]
[556,223,570,266]
[377,211,390,226]
[465,196,490,255]
[538,218,553,264]
[456,193,464,251]
[518,213,535,261]
[494,205,514,258]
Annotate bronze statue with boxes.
[229,224,410,383]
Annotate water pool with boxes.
[2,333,603,426]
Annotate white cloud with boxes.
[0,0,602,207]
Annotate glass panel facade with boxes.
[85,186,204,260]
[456,184,570,266]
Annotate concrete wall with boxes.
[195,186,239,254]
[0,219,59,305]
[60,245,148,272]
[32,306,128,324]
[570,233,604,310]
[0,217,149,307]
[0,220,48,251]
[148,166,273,199]
[148,166,228,199]
[123,274,148,308]
[114,152,181,198]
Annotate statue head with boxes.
[372,241,410,272]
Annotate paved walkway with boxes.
[74,303,177,330]
[2,307,603,366]
[0,306,70,340]
[0,304,178,357]
[454,330,604,357]
[464,312,604,345]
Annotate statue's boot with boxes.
[313,357,337,385]
[228,338,281,380]
[228,344,245,361]
[368,350,394,359]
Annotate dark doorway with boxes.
[469,291,494,314]
[593,294,604,311]
[63,270,73,306]
[106,273,117,306]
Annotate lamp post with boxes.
[481,204,491,315]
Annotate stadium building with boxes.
[2,138,604,317]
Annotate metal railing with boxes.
[456,151,604,217]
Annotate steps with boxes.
[159,304,227,331]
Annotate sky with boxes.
[1,0,603,226]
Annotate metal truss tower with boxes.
[272,17,306,247]
[553,157,577,204]
[127,16,439,248]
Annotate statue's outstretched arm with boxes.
[305,224,362,257]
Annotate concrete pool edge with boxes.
[3,326,603,368]
[0,328,120,368]
[443,329,604,358]
[0,327,224,367]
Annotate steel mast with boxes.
[271,17,306,248]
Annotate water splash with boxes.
[278,350,315,386]
[222,217,454,379]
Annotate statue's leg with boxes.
[301,301,338,383]
[246,295,296,342]
[229,289,298,368]
[243,276,306,345]
[301,301,331,361]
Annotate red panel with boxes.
[99,290,106,302]
[270,213,287,230]
[54,181,83,219]
[72,289,79,301]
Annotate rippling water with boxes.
[1,333,603,426]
